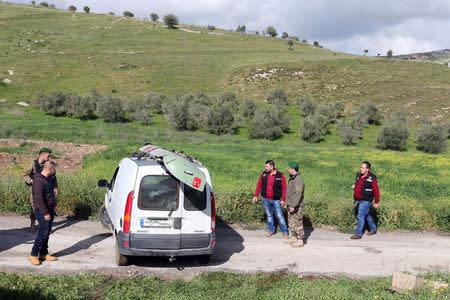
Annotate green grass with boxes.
[0,3,449,231]
[0,271,448,300]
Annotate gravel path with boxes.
[0,215,448,279]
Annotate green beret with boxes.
[288,161,298,169]
[39,147,52,154]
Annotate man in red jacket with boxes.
[252,160,289,238]
[351,161,380,239]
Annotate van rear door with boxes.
[180,183,212,249]
[130,173,182,250]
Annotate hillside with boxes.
[0,3,449,231]
[1,2,449,120]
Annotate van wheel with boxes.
[115,237,128,266]
[198,255,211,265]
[99,205,111,229]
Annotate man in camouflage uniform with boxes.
[24,148,58,231]
[284,161,305,248]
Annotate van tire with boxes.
[198,254,211,265]
[99,205,112,229]
[115,237,128,266]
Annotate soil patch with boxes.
[0,139,107,173]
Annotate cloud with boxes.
[10,0,450,54]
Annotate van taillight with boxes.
[123,191,134,233]
[211,192,216,233]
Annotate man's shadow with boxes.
[131,217,245,268]
[0,216,82,253]
[52,233,112,257]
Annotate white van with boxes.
[98,145,216,266]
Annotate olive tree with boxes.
[163,14,179,29]
[150,13,159,22]
[266,26,277,37]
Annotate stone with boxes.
[16,102,29,107]
[390,272,448,292]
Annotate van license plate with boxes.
[140,218,173,228]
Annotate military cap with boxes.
[39,147,52,154]
[288,161,299,169]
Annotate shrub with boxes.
[249,108,282,140]
[300,115,323,143]
[31,1,36,5]
[68,5,76,11]
[123,11,134,17]
[36,91,70,116]
[235,25,246,33]
[108,12,115,15]
[387,49,393,58]
[40,2,49,7]
[141,93,167,114]
[188,103,210,130]
[302,39,307,43]
[83,6,90,13]
[207,25,215,30]
[217,91,238,106]
[162,96,189,130]
[96,96,126,123]
[66,94,96,120]
[266,87,288,107]
[282,32,288,39]
[415,119,447,154]
[266,26,277,37]
[295,94,317,116]
[317,104,336,123]
[241,99,256,118]
[150,13,159,22]
[377,110,409,150]
[207,104,235,135]
[163,14,178,29]
[287,39,294,49]
[313,41,319,47]
[50,3,55,8]
[332,101,345,118]
[248,106,289,140]
[356,103,383,125]
[337,118,362,145]
[132,109,153,125]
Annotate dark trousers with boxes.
[31,208,54,257]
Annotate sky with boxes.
[9,0,450,55]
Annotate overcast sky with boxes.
[10,0,450,55]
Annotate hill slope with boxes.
[1,2,449,120]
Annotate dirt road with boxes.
[0,215,449,279]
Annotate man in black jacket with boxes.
[24,147,58,231]
[29,161,58,266]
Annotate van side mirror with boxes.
[98,179,109,188]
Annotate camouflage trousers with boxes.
[287,208,304,240]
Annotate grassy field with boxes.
[0,271,448,299]
[0,3,449,231]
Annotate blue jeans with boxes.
[262,197,288,235]
[355,201,376,236]
[31,208,54,257]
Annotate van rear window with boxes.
[138,175,178,210]
[184,185,207,211]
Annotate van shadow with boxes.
[131,223,244,268]
[0,216,82,253]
